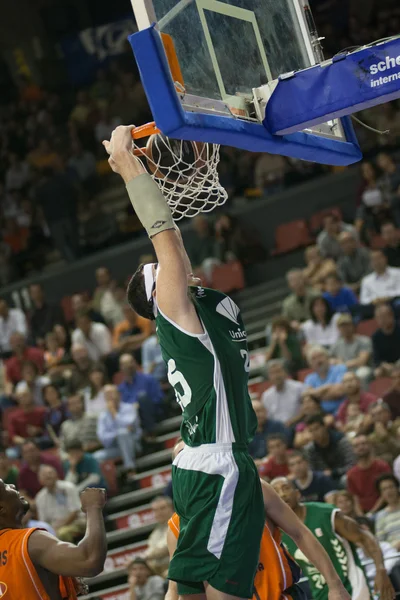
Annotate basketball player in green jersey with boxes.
[271,478,395,600]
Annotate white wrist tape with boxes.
[126,174,174,238]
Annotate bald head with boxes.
[39,465,58,490]
[271,477,300,510]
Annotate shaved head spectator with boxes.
[337,231,371,293]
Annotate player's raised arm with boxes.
[103,125,202,333]
[261,481,350,600]
[28,488,107,578]
[334,512,395,600]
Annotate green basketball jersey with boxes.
[155,286,257,446]
[281,503,371,600]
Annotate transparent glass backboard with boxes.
[132,0,345,141]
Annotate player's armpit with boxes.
[28,528,106,578]
[153,229,203,334]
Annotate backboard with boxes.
[129,0,363,165]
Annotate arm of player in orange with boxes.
[261,481,349,600]
[334,512,395,600]
[28,489,107,578]
[165,527,179,600]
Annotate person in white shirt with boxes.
[71,308,112,361]
[301,296,341,349]
[0,298,27,357]
[360,250,400,317]
[262,360,303,425]
[36,464,86,542]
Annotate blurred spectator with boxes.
[214,213,265,266]
[288,450,336,503]
[261,360,303,425]
[331,315,373,385]
[265,318,304,375]
[35,167,79,262]
[59,394,99,453]
[7,386,48,457]
[83,364,107,417]
[304,345,346,414]
[43,383,68,438]
[127,558,165,600]
[377,154,400,225]
[143,496,174,575]
[356,162,389,239]
[65,344,94,394]
[15,360,50,406]
[112,303,152,357]
[21,507,56,536]
[81,200,119,256]
[382,222,400,268]
[17,440,63,500]
[301,296,340,348]
[63,439,106,493]
[322,274,358,314]
[92,267,114,313]
[254,153,286,192]
[367,402,400,465]
[383,362,400,420]
[347,435,391,514]
[304,414,355,485]
[0,297,27,358]
[71,294,105,328]
[71,308,112,362]
[282,270,318,328]
[360,250,400,317]
[336,372,377,429]
[68,141,98,193]
[372,304,400,377]
[376,474,400,550]
[141,322,166,381]
[317,213,356,261]
[0,451,18,486]
[44,331,66,372]
[375,104,400,147]
[118,354,163,436]
[248,400,288,460]
[334,490,361,520]
[94,107,121,145]
[95,384,141,478]
[303,245,336,290]
[5,153,30,191]
[292,393,333,448]
[258,434,290,481]
[29,283,65,346]
[36,464,85,542]
[5,332,44,386]
[337,231,371,293]
[186,216,219,279]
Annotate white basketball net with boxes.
[132,135,228,221]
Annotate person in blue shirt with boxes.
[63,439,107,492]
[118,353,163,436]
[304,345,347,414]
[141,324,167,382]
[323,273,359,314]
[288,450,336,503]
[94,384,142,478]
[248,399,288,460]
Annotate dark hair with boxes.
[21,360,39,376]
[304,414,325,427]
[376,473,400,494]
[127,557,153,573]
[42,384,61,403]
[323,212,339,224]
[267,433,288,446]
[288,450,308,462]
[75,307,92,321]
[89,363,108,398]
[310,295,334,325]
[65,439,83,452]
[271,316,292,333]
[22,439,40,449]
[127,263,156,321]
[324,272,341,284]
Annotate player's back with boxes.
[156,287,257,446]
[0,527,77,599]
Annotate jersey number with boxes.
[167,359,192,409]
[240,349,250,372]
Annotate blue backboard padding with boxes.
[265,36,400,135]
[129,26,362,166]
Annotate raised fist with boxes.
[80,488,107,512]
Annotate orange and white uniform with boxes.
[0,528,79,599]
[168,513,302,600]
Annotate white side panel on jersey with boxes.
[199,333,236,444]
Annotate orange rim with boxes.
[131,122,160,140]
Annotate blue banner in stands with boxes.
[60,17,136,85]
[264,36,400,135]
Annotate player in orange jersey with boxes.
[165,440,349,600]
[0,481,107,599]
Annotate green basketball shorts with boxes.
[168,443,265,599]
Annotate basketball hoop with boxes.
[131,123,228,221]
